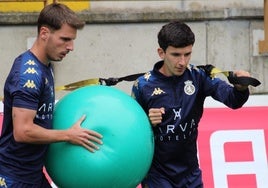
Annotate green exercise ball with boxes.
[45,85,154,188]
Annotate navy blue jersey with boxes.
[0,50,55,184]
[131,61,249,186]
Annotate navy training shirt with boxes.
[131,61,249,186]
[0,50,55,184]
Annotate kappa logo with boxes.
[133,79,139,89]
[24,67,38,75]
[23,80,37,89]
[144,72,151,81]
[24,60,36,66]
[151,87,165,96]
[0,177,7,188]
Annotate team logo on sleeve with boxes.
[144,72,151,81]
[184,80,195,95]
[23,80,37,89]
[0,176,7,188]
[24,60,36,66]
[24,67,38,75]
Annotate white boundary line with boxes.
[204,94,268,108]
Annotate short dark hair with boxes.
[37,3,85,33]
[158,21,195,51]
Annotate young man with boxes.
[132,21,250,188]
[0,3,102,188]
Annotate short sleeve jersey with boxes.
[0,50,55,184]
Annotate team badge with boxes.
[184,80,195,95]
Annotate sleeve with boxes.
[131,79,141,103]
[11,57,43,111]
[132,76,150,111]
[202,71,249,109]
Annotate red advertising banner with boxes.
[198,107,268,188]
[1,106,268,188]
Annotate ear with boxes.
[157,48,165,59]
[39,26,50,40]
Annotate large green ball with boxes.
[45,85,154,188]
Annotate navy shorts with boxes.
[141,168,203,188]
[0,174,51,188]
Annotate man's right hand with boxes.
[67,115,103,153]
[148,107,165,127]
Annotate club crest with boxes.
[184,80,195,95]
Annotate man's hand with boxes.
[67,115,103,153]
[148,107,165,127]
[233,70,250,91]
